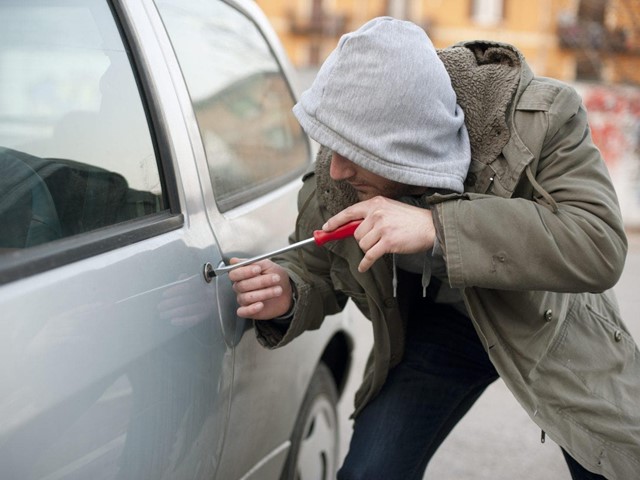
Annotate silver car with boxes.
[0,1,359,478]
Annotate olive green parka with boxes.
[255,41,638,478]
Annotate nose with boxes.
[330,153,356,180]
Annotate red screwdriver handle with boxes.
[313,220,362,246]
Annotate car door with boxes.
[149,0,310,342]
[0,1,234,479]
[149,1,329,478]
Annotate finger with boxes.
[355,224,383,252]
[358,242,387,273]
[237,302,264,318]
[228,263,262,282]
[236,285,284,307]
[333,196,392,225]
[170,314,205,328]
[232,273,281,294]
[323,204,368,231]
[162,305,207,326]
[158,294,196,311]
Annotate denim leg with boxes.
[338,299,499,480]
[561,449,607,480]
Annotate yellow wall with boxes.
[256,0,640,85]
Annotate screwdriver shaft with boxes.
[210,220,362,277]
[212,237,316,275]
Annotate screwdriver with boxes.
[209,220,362,277]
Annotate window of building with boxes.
[471,0,504,26]
[576,53,603,81]
[578,0,607,23]
[575,0,607,80]
[155,0,309,212]
[387,0,411,19]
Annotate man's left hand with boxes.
[323,196,436,272]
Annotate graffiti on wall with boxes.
[577,84,640,227]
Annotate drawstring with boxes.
[421,253,431,297]
[392,254,398,297]
[525,166,558,213]
[392,252,431,298]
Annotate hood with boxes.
[312,40,527,216]
[293,16,471,193]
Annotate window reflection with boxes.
[0,0,165,250]
[156,0,308,211]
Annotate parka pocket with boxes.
[527,292,640,464]
[546,292,637,405]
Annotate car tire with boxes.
[280,362,339,480]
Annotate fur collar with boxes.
[439,41,522,168]
[314,41,524,215]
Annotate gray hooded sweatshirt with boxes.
[293,16,471,193]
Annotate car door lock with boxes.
[203,262,214,283]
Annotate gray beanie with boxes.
[293,17,471,193]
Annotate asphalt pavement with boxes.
[336,232,640,479]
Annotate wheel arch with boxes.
[319,331,354,398]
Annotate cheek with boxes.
[361,175,388,193]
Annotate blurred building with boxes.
[259,0,640,227]
[257,0,640,85]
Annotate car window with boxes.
[154,0,308,212]
[0,0,165,251]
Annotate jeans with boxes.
[338,273,605,480]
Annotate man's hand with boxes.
[229,258,293,320]
[323,196,436,272]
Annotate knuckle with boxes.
[364,250,377,261]
[371,208,386,222]
[247,291,261,303]
[378,223,391,235]
[233,281,249,294]
[240,290,260,304]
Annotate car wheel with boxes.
[281,362,339,480]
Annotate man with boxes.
[229,17,639,479]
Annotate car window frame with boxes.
[153,0,311,214]
[0,0,183,285]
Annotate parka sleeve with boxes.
[433,83,628,293]
[254,175,349,348]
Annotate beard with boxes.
[350,177,426,201]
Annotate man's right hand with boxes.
[229,258,293,320]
